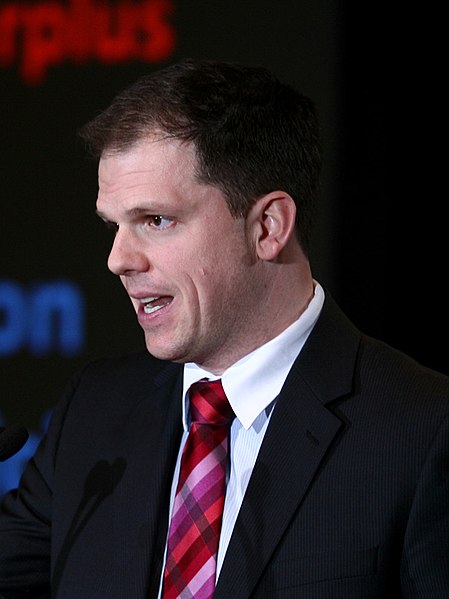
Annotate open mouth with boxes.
[140,296,172,314]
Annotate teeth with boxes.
[141,296,159,314]
[144,304,164,314]
[141,296,170,314]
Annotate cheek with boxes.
[195,260,241,305]
[173,229,250,300]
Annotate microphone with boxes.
[0,425,29,462]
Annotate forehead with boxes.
[96,136,229,220]
[99,136,198,185]
[97,137,203,211]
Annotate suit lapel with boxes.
[215,294,361,598]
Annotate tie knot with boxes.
[189,379,234,426]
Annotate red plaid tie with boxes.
[162,379,234,598]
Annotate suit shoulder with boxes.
[358,334,449,406]
[360,333,448,380]
[82,351,168,378]
[65,351,181,401]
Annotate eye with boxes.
[148,215,173,230]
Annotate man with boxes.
[1,59,448,598]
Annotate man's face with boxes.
[96,136,266,373]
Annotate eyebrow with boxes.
[95,206,167,221]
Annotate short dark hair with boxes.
[79,58,322,255]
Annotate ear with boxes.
[248,191,297,261]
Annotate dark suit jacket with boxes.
[1,294,449,598]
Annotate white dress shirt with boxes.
[158,282,324,594]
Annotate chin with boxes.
[144,339,184,363]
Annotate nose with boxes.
[107,227,149,276]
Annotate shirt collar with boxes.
[183,282,325,430]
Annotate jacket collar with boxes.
[215,293,361,598]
